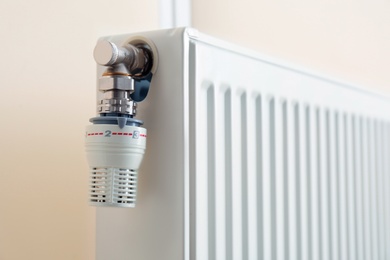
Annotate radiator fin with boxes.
[255,95,264,260]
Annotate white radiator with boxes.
[95,28,390,260]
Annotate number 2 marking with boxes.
[105,130,112,137]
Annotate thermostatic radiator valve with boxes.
[85,37,158,208]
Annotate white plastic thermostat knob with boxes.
[85,123,147,208]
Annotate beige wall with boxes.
[193,0,390,95]
[0,0,159,259]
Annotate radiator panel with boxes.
[188,35,390,260]
[95,28,390,260]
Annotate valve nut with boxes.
[99,76,134,92]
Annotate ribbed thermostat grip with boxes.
[89,167,138,207]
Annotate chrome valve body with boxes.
[93,40,153,116]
